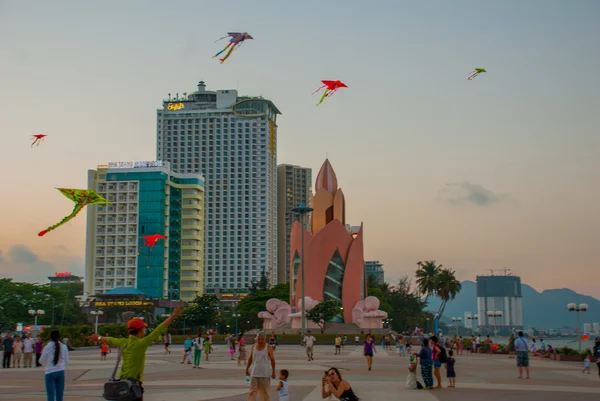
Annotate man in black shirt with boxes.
[2,334,14,368]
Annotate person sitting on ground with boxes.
[321,367,359,400]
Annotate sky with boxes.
[0,0,599,297]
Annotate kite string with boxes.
[312,85,326,95]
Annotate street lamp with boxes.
[467,314,478,334]
[233,314,241,334]
[452,317,462,336]
[487,311,503,342]
[567,303,588,352]
[90,310,105,333]
[28,309,45,326]
[291,203,314,342]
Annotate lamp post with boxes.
[28,309,45,326]
[291,203,314,343]
[452,317,462,336]
[487,311,503,342]
[567,303,588,352]
[90,310,104,333]
[467,314,478,335]
[233,314,241,334]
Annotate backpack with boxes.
[437,346,448,363]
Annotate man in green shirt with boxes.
[91,307,181,399]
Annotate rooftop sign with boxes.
[97,161,164,169]
[167,102,185,111]
[54,272,72,277]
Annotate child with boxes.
[406,353,418,389]
[582,353,591,374]
[229,338,236,360]
[182,336,193,364]
[204,335,212,361]
[237,336,247,366]
[446,350,456,387]
[100,342,109,361]
[276,369,289,401]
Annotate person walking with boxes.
[363,334,376,371]
[164,332,172,355]
[246,331,276,401]
[91,307,181,401]
[23,333,34,368]
[515,331,530,379]
[40,330,69,401]
[593,337,600,379]
[12,335,23,368]
[418,338,434,390]
[193,332,204,368]
[303,330,316,362]
[2,334,13,368]
[35,335,44,367]
[334,336,342,355]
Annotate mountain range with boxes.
[425,281,600,330]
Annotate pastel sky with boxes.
[1,0,598,297]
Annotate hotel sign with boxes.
[98,161,164,169]
[93,300,154,307]
[167,102,185,111]
[54,272,72,277]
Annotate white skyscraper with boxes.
[156,81,281,291]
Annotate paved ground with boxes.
[0,343,598,400]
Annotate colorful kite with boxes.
[213,32,253,64]
[313,80,348,106]
[140,234,166,267]
[39,189,110,236]
[580,335,590,341]
[31,134,47,147]
[467,68,486,80]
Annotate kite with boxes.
[467,68,486,80]
[312,80,348,106]
[213,32,253,64]
[39,189,110,236]
[140,234,166,268]
[31,134,47,147]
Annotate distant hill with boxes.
[426,281,600,329]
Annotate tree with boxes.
[306,299,341,333]
[0,279,88,330]
[379,277,429,333]
[415,261,442,303]
[237,283,290,329]
[175,294,221,331]
[434,268,462,321]
[248,268,270,296]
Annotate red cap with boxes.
[127,318,148,331]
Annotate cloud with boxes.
[0,244,84,283]
[438,181,516,206]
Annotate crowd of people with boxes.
[3,319,599,401]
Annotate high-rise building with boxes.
[593,322,600,335]
[277,164,312,284]
[156,81,281,290]
[365,261,385,285]
[476,274,523,329]
[583,323,592,334]
[84,161,205,302]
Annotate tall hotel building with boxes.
[84,161,205,302]
[476,274,524,329]
[156,81,281,290]
[277,164,311,284]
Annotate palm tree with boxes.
[435,268,462,321]
[415,260,442,333]
[415,260,442,303]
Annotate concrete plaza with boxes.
[0,343,598,400]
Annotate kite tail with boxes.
[38,204,84,236]
[312,85,326,95]
[213,42,232,58]
[316,90,329,106]
[219,43,237,63]
[214,35,230,43]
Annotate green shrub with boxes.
[557,346,581,356]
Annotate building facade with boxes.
[84,161,204,302]
[48,272,84,295]
[476,275,524,329]
[156,81,281,290]
[277,164,312,284]
[365,261,385,285]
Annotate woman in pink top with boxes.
[430,335,443,389]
